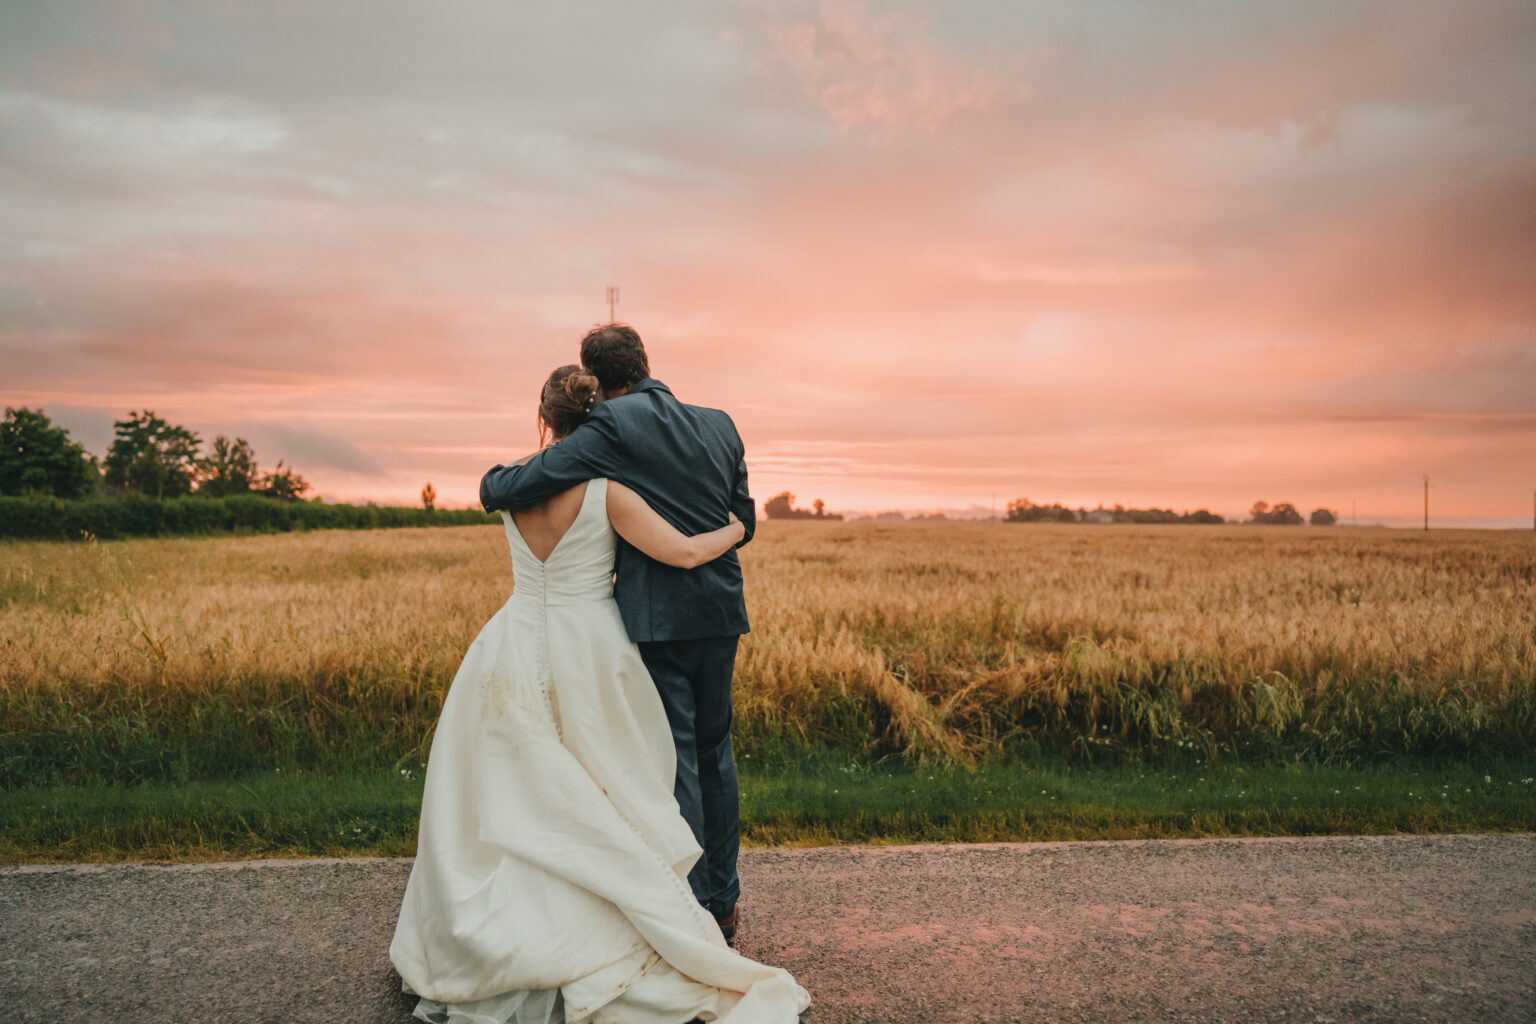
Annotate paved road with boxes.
[3,835,1533,1023]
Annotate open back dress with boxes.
[390,478,810,1024]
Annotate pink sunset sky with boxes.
[3,1,1533,526]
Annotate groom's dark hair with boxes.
[580,323,650,392]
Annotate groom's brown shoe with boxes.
[716,904,738,946]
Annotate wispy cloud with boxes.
[758,1,999,135]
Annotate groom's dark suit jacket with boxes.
[479,378,754,643]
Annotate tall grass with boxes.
[2,522,1533,787]
[737,524,1536,765]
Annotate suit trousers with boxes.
[637,635,741,919]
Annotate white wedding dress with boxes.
[390,478,809,1024]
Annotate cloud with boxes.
[759,1,999,135]
[251,423,383,477]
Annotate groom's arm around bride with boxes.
[479,325,754,640]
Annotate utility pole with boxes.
[1352,497,1357,526]
[1422,474,1429,532]
[606,285,619,322]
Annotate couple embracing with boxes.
[390,325,810,1023]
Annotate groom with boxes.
[479,323,755,943]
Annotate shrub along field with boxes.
[2,520,1533,859]
[0,493,496,541]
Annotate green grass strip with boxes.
[738,758,1536,845]
[3,760,1532,865]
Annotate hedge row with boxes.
[0,494,499,540]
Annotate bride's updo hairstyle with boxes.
[538,364,602,445]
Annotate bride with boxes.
[390,365,810,1024]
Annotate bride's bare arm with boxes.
[606,481,745,569]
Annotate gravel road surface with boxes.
[3,834,1532,1023]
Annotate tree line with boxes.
[1249,501,1338,526]
[763,492,843,520]
[1007,499,1225,524]
[1,407,309,501]
[1005,498,1340,525]
[757,492,1344,527]
[0,407,496,540]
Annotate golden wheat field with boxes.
[2,521,1533,783]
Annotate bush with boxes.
[0,494,498,540]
